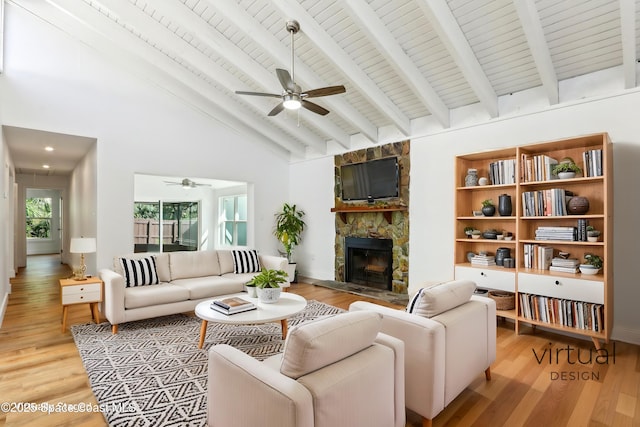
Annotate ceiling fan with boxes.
[235,20,346,117]
[164,178,211,189]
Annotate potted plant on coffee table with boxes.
[274,203,306,283]
[247,268,288,303]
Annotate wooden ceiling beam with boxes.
[416,0,498,118]
[619,0,637,89]
[514,0,559,105]
[344,0,450,128]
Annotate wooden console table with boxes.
[331,206,407,223]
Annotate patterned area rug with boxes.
[71,300,344,426]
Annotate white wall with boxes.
[0,130,11,326]
[68,144,97,275]
[0,6,290,272]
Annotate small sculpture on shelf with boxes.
[471,229,481,239]
[481,199,495,216]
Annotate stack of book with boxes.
[470,254,496,266]
[210,297,257,315]
[521,189,573,217]
[534,226,576,241]
[549,257,580,274]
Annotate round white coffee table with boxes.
[195,292,307,349]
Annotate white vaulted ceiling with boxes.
[8,0,640,160]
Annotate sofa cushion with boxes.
[124,283,190,309]
[231,249,261,274]
[169,251,221,280]
[279,310,382,379]
[119,256,159,287]
[114,252,171,282]
[406,280,476,318]
[171,276,245,300]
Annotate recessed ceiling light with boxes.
[42,164,50,169]
[44,146,54,152]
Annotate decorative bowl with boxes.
[579,264,600,275]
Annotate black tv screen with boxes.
[341,157,399,201]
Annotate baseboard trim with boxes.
[0,290,9,329]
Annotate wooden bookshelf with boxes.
[454,133,612,349]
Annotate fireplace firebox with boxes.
[344,237,393,291]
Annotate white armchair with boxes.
[207,310,405,427]
[349,280,496,427]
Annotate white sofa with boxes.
[207,310,406,427]
[99,250,288,333]
[349,280,496,427]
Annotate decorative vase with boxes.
[498,194,512,216]
[245,285,257,298]
[567,196,589,215]
[257,287,282,304]
[465,169,478,187]
[481,205,495,216]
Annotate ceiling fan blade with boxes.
[276,68,296,92]
[301,100,330,116]
[268,103,285,116]
[303,85,346,98]
[235,91,281,98]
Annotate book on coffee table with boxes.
[210,297,256,315]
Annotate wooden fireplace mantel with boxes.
[331,206,407,223]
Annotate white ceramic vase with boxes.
[245,285,257,298]
[257,287,282,304]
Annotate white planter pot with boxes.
[558,171,576,179]
[579,265,600,275]
[245,285,257,298]
[257,287,282,304]
[284,263,297,283]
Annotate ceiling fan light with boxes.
[282,94,301,110]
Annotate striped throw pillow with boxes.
[120,256,159,288]
[231,250,261,274]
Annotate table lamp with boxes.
[70,237,96,280]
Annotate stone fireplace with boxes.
[333,141,410,295]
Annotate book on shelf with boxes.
[211,297,256,315]
[549,265,579,274]
[582,149,603,177]
[519,293,604,332]
[534,226,576,241]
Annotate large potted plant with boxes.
[274,203,306,282]
[246,268,288,303]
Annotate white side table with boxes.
[60,277,103,332]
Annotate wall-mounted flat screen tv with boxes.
[341,157,399,201]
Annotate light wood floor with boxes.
[1,255,639,426]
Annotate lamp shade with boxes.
[70,237,96,254]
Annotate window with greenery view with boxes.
[219,195,247,246]
[26,197,52,239]
[134,201,199,252]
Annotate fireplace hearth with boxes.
[344,237,393,291]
